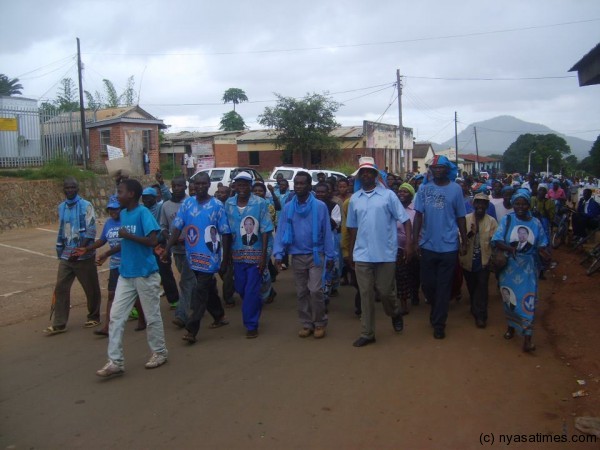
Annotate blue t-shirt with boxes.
[173,196,231,273]
[347,185,409,262]
[225,194,274,265]
[119,206,160,278]
[100,217,122,269]
[414,181,466,252]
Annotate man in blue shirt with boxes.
[274,171,335,339]
[413,155,467,339]
[225,172,273,339]
[96,179,168,377]
[163,171,232,344]
[347,157,412,347]
[45,177,101,335]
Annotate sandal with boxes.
[83,320,100,328]
[94,329,109,337]
[135,325,146,332]
[209,318,230,329]
[182,333,197,344]
[43,326,66,336]
[523,343,536,353]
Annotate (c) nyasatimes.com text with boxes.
[479,432,597,446]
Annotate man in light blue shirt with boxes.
[347,157,412,347]
[274,171,335,339]
[413,155,467,340]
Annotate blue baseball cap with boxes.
[142,187,158,196]
[107,195,120,209]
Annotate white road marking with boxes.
[0,243,56,259]
[0,290,23,298]
[36,228,56,233]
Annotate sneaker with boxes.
[298,328,313,338]
[128,308,139,321]
[313,327,326,339]
[169,302,178,311]
[96,361,124,377]
[145,352,168,369]
[246,329,259,339]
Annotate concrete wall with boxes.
[0,175,156,233]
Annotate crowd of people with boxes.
[44,159,600,378]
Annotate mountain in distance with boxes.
[432,115,593,159]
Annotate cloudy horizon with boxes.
[2,0,599,149]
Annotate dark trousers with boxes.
[156,254,179,304]
[53,258,101,327]
[572,214,599,238]
[420,249,458,331]
[463,268,490,322]
[186,271,225,337]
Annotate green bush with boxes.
[0,157,96,181]
[159,159,181,180]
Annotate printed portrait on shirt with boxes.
[204,225,221,254]
[509,225,533,253]
[240,215,258,246]
[500,286,517,310]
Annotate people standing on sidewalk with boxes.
[347,157,412,347]
[412,155,467,340]
[163,171,231,344]
[274,171,335,339]
[459,192,498,329]
[44,177,101,335]
[96,179,168,377]
[225,173,274,338]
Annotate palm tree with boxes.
[0,74,23,96]
[221,88,248,111]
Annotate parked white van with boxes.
[190,167,264,195]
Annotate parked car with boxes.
[266,167,310,191]
[189,167,264,196]
[308,169,347,183]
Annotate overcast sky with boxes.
[2,0,599,147]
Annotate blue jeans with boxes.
[420,249,458,331]
[173,253,196,322]
[234,263,262,331]
[108,273,167,368]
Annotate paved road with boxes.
[0,226,595,449]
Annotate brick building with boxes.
[87,106,165,175]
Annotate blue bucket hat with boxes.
[142,187,158,197]
[107,195,120,209]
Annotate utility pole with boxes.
[77,37,88,170]
[454,111,459,166]
[474,126,480,175]
[397,69,404,175]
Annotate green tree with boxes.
[55,78,79,112]
[258,92,341,168]
[0,74,23,96]
[84,77,136,109]
[502,134,571,174]
[222,88,248,111]
[579,135,600,177]
[219,110,246,131]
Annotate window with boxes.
[282,150,293,165]
[210,170,225,182]
[100,129,111,154]
[248,151,260,166]
[142,130,151,151]
[273,169,294,180]
[310,149,322,165]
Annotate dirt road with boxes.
[0,227,597,449]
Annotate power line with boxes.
[82,18,600,57]
[405,75,576,81]
[16,55,76,78]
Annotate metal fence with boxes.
[0,104,85,168]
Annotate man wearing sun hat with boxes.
[413,154,467,339]
[347,157,413,347]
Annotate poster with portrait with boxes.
[204,225,221,254]
[240,215,259,247]
[500,286,517,310]
[509,225,534,253]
